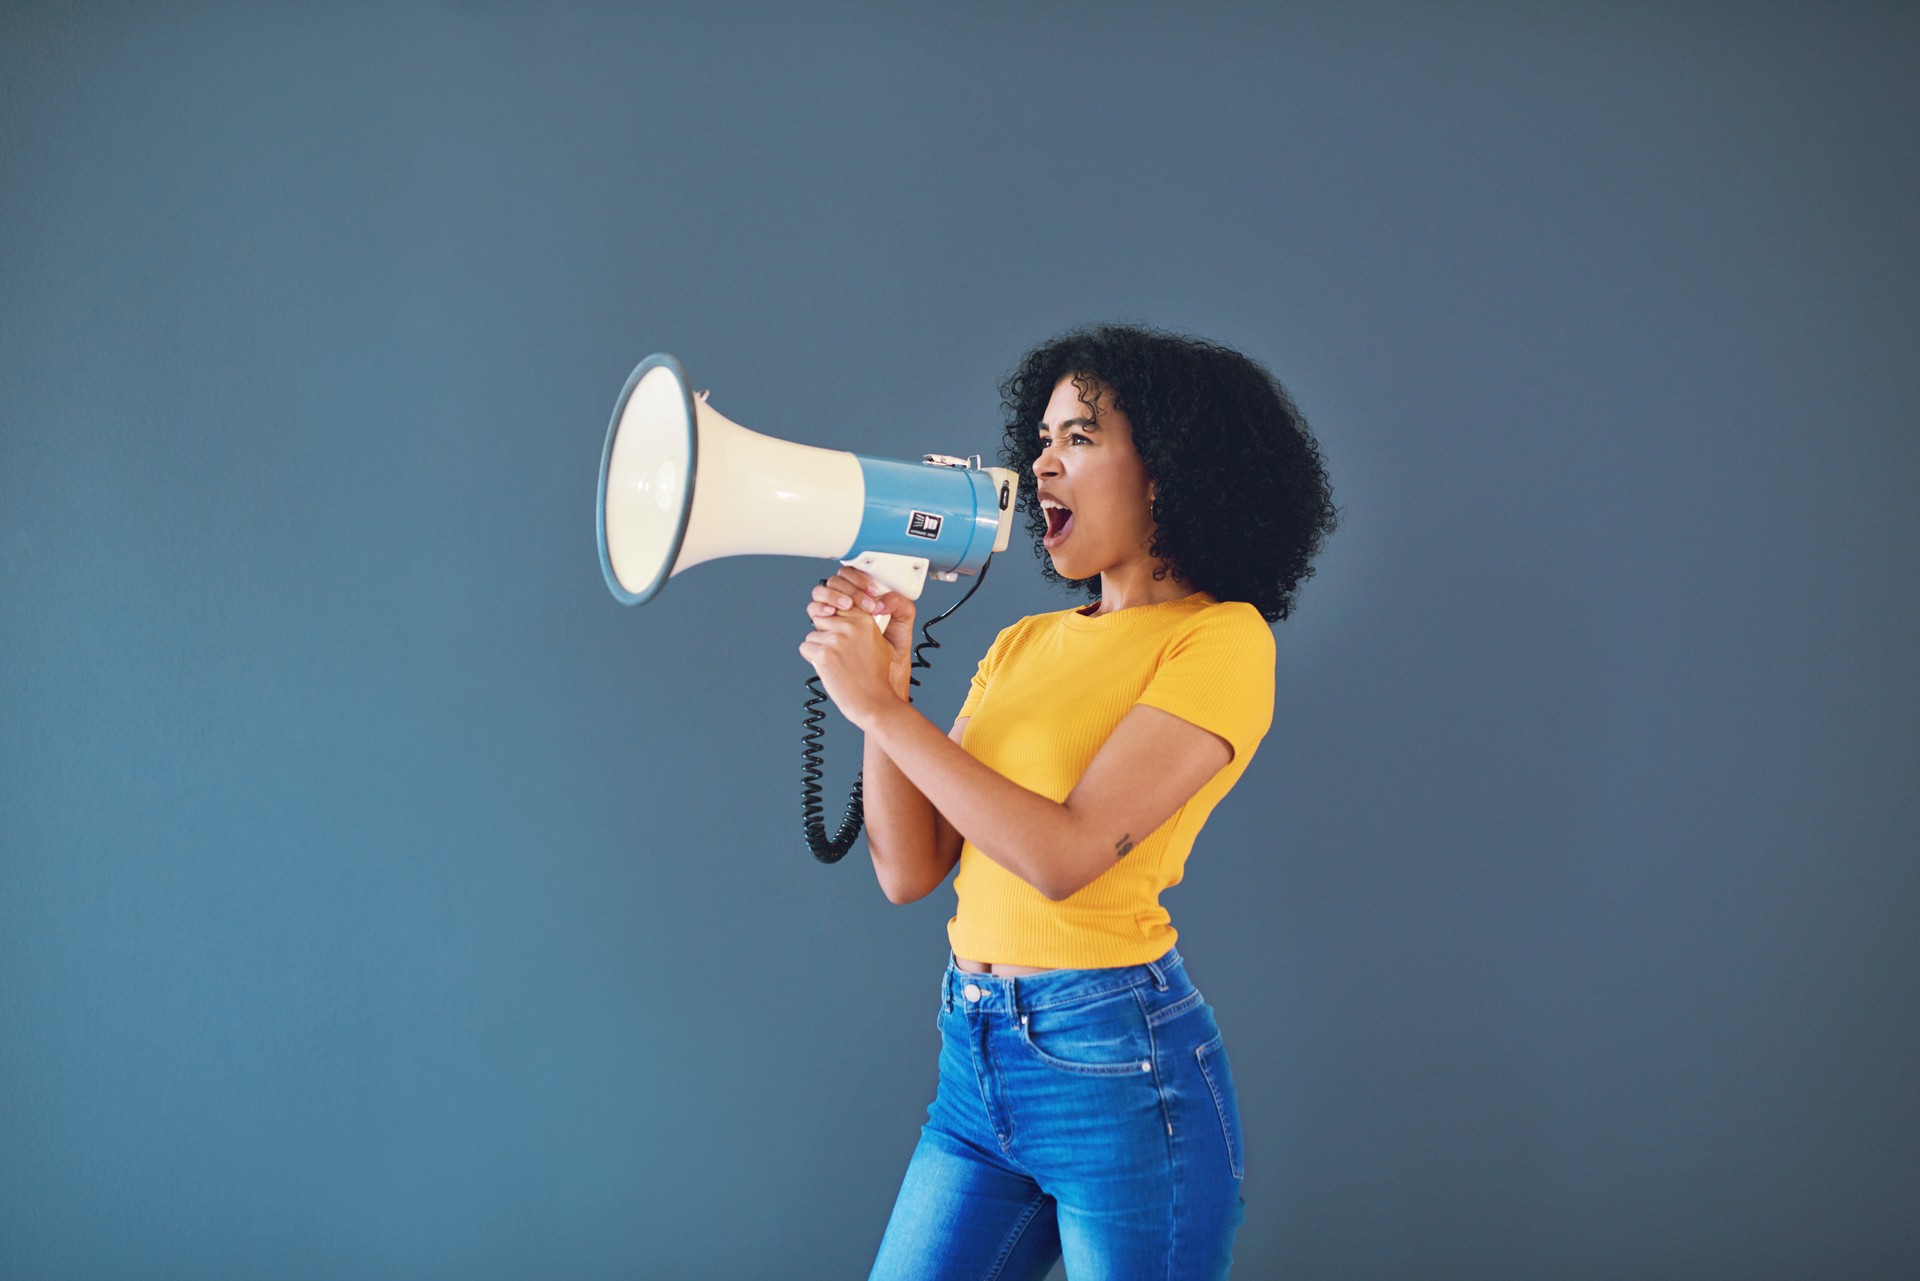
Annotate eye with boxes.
[1037,434,1092,447]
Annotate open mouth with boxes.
[1043,505,1075,548]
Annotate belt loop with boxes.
[1145,956,1169,991]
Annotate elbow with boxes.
[873,865,921,905]
[1034,832,1108,900]
[872,853,939,905]
[1033,825,1097,900]
[1035,865,1088,902]
[880,879,928,906]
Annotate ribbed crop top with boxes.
[947,590,1276,968]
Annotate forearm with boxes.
[860,670,944,900]
[861,697,1080,900]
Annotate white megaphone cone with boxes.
[596,354,1017,631]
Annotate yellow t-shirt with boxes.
[948,590,1276,968]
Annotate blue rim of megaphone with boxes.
[596,352,698,606]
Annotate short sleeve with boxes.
[956,621,1019,720]
[1133,605,1276,764]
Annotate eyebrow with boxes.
[1038,417,1100,434]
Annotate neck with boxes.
[1083,560,1197,616]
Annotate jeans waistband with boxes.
[942,948,1188,1015]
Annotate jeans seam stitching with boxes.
[1195,1033,1244,1181]
[1017,1026,1154,1075]
[1141,985,1174,1143]
[1144,988,1203,1027]
[1006,952,1184,1013]
[983,1191,1052,1281]
[1015,984,1162,1076]
[1022,975,1148,1012]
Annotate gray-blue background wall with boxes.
[3,3,1914,1277]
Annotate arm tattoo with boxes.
[1113,833,1135,859]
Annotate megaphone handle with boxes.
[841,551,927,638]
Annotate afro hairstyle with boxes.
[996,322,1340,623]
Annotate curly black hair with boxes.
[995,322,1341,623]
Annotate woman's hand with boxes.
[805,566,919,697]
[800,567,913,731]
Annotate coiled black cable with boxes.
[802,554,994,862]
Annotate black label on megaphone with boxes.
[908,511,943,540]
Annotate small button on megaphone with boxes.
[595,353,1017,630]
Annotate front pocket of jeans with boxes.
[1195,1032,1245,1180]
[1017,988,1155,1076]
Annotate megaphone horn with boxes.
[596,354,1016,628]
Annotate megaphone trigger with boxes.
[840,550,930,634]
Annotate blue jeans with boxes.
[869,948,1247,1280]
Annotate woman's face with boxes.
[1030,373,1158,581]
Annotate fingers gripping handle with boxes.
[839,551,929,633]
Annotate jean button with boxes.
[963,983,983,1003]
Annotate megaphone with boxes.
[596,353,1018,631]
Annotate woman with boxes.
[799,323,1339,1280]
